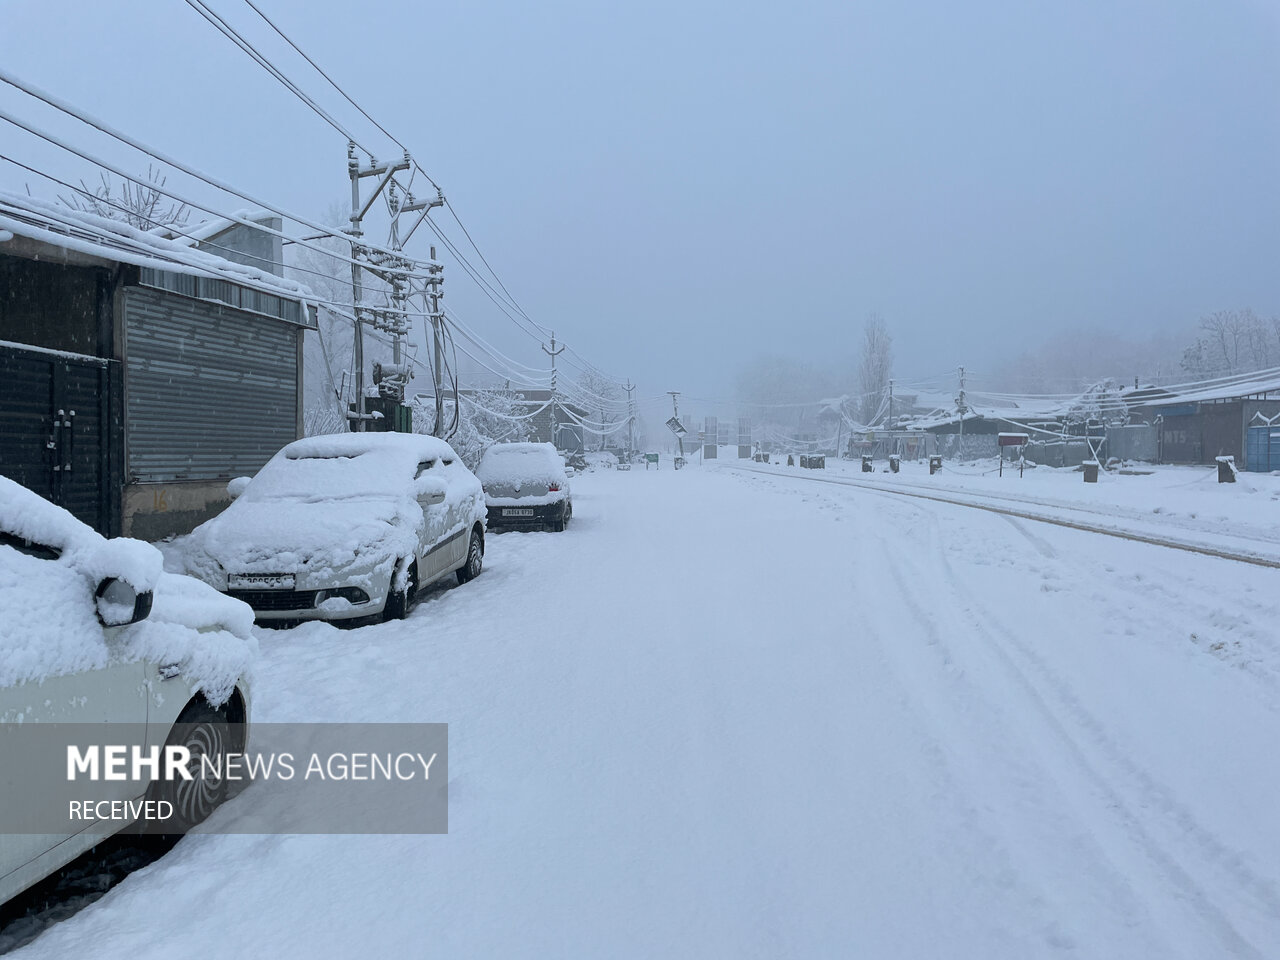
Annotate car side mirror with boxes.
[227,477,251,500]
[95,577,153,627]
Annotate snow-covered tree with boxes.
[58,165,190,232]
[411,389,533,469]
[1064,378,1128,427]
[857,314,893,424]
[1180,309,1277,379]
[572,370,627,450]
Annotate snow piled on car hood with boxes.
[186,496,421,578]
[0,476,255,705]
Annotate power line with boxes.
[181,0,367,152]
[237,0,434,182]
[0,67,440,273]
[205,3,618,379]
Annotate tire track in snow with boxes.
[895,504,1280,958]
[854,528,1182,956]
[741,465,1280,709]
[841,540,1092,955]
[993,508,1280,714]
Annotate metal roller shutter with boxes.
[124,287,299,482]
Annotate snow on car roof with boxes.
[283,433,459,462]
[243,434,466,504]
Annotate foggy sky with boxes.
[2,0,1278,399]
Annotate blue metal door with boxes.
[1246,425,1280,472]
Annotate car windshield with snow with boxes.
[0,477,255,908]
[476,442,573,532]
[181,433,488,622]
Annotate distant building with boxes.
[1130,375,1280,470]
[0,192,316,539]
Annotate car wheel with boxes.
[456,527,484,584]
[552,503,569,533]
[149,703,231,834]
[384,559,417,621]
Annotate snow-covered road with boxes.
[14,465,1280,958]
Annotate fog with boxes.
[2,0,1278,405]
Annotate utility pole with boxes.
[425,245,445,436]
[344,142,412,430]
[668,391,684,462]
[955,365,968,459]
[543,332,565,450]
[624,380,636,462]
[346,144,366,430]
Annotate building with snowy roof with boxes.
[1127,370,1280,470]
[0,191,317,539]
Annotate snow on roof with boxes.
[0,189,312,304]
[1143,368,1280,406]
[157,209,278,247]
[904,396,1067,431]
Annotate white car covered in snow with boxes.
[0,476,256,907]
[183,433,488,623]
[477,442,573,532]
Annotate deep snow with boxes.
[11,464,1280,958]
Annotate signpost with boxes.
[665,416,687,469]
[645,452,660,470]
[998,432,1029,477]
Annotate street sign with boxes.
[645,453,659,463]
[666,416,687,436]
[998,433,1029,447]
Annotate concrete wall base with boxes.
[123,480,232,541]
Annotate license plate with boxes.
[228,573,296,590]
[502,508,535,517]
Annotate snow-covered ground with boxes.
[12,464,1280,958]
[737,454,1280,561]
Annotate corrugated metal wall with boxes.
[1200,402,1243,463]
[1159,414,1199,462]
[123,287,299,482]
[1104,424,1158,462]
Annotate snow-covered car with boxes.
[477,442,573,532]
[0,476,256,908]
[183,433,487,623]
